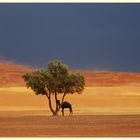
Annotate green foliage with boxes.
[63,73,85,94]
[23,69,48,95]
[23,60,85,115]
[48,60,68,76]
[23,60,85,95]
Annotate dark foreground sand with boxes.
[0,114,140,137]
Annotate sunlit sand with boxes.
[0,85,140,137]
[0,85,140,115]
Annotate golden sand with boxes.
[0,85,140,115]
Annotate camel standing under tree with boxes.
[57,100,73,116]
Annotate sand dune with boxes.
[0,86,140,115]
[1,61,140,87]
[0,61,140,115]
[0,61,31,87]
[71,70,140,86]
[1,61,140,136]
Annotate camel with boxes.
[57,100,73,116]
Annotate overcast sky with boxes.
[0,3,140,72]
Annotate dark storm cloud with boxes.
[0,3,140,72]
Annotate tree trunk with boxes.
[46,93,67,116]
[46,94,56,116]
[53,111,58,116]
[56,93,66,112]
[54,92,58,111]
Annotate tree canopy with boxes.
[23,60,85,116]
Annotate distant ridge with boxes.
[0,61,140,87]
[70,70,140,86]
[0,61,31,87]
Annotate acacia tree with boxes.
[23,60,85,116]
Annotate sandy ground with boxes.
[0,115,140,137]
[0,86,140,115]
[0,85,140,137]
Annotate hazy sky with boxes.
[0,3,140,72]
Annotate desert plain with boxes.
[0,62,140,137]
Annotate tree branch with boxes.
[61,93,66,104]
[45,92,49,99]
